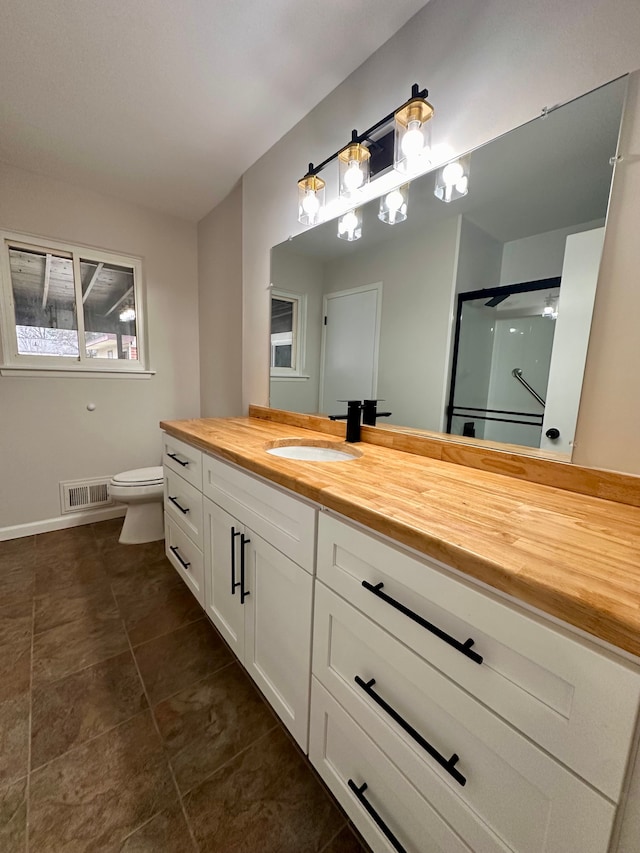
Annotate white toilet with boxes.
[109,466,164,544]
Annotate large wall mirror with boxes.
[269,77,627,457]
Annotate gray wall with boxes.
[0,161,199,531]
[239,0,640,474]
[198,182,243,418]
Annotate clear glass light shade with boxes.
[338,143,370,199]
[297,175,326,226]
[434,156,471,203]
[337,208,362,241]
[378,184,409,225]
[394,97,434,173]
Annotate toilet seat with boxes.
[110,466,163,487]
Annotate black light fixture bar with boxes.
[300,83,428,181]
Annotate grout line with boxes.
[147,660,237,711]
[25,598,35,853]
[28,707,150,776]
[317,821,350,853]
[180,723,280,799]
[122,602,199,852]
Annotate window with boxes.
[270,290,306,377]
[0,231,149,375]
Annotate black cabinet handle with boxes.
[355,676,466,787]
[168,495,189,515]
[347,780,407,853]
[167,452,189,467]
[169,545,190,570]
[362,581,483,665]
[240,533,250,604]
[231,527,241,594]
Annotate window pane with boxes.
[270,296,297,370]
[10,247,79,357]
[81,260,138,361]
[271,298,294,334]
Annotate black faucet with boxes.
[362,399,392,427]
[328,400,363,443]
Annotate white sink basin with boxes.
[265,440,360,462]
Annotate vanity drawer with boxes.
[164,468,204,548]
[312,584,617,853]
[310,679,476,853]
[162,433,203,490]
[165,514,204,606]
[317,513,640,801]
[202,455,316,572]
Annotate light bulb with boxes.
[344,160,364,192]
[302,191,320,216]
[385,190,404,212]
[442,161,465,185]
[401,120,425,158]
[455,175,468,195]
[340,211,358,234]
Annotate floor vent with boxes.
[60,478,114,513]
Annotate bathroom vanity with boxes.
[160,410,640,853]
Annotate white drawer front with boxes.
[165,513,204,606]
[313,583,616,853]
[203,456,316,572]
[164,468,204,549]
[162,433,203,490]
[317,513,640,801]
[310,679,477,853]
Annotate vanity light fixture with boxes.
[394,88,434,173]
[338,135,371,198]
[378,184,409,225]
[434,155,470,203]
[337,208,362,241]
[296,83,432,226]
[297,174,326,226]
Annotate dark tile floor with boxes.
[0,519,369,852]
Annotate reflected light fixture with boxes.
[542,295,559,319]
[379,184,409,225]
[337,208,362,241]
[297,173,326,226]
[119,306,136,323]
[434,156,470,203]
[297,83,432,228]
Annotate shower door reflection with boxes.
[447,279,561,449]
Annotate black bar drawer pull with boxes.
[355,675,466,787]
[168,495,189,515]
[240,533,251,604]
[166,452,189,467]
[231,527,241,594]
[169,545,191,570]
[347,779,407,853]
[362,580,483,665]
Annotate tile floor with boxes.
[0,519,369,852]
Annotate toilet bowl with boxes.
[109,466,164,544]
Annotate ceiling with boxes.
[0,0,430,221]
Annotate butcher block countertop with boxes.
[160,415,640,659]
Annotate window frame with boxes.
[0,230,152,377]
[270,289,307,379]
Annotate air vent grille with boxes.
[60,478,113,513]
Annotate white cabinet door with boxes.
[203,497,245,659]
[244,530,313,751]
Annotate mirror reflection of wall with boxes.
[269,76,627,456]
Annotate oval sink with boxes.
[265,439,361,462]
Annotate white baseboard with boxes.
[0,506,126,541]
